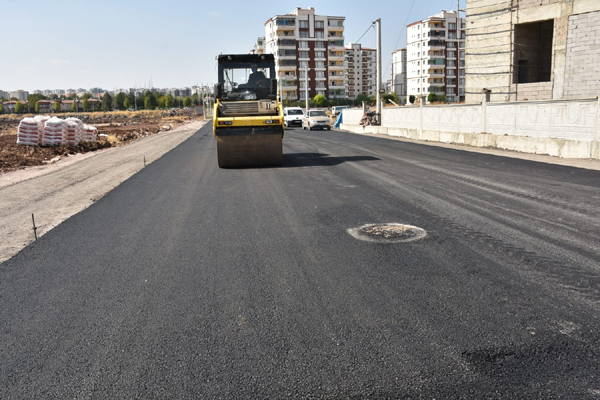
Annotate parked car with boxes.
[331,105,348,116]
[302,110,331,131]
[283,107,304,127]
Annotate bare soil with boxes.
[0,110,197,173]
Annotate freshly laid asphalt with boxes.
[2,124,600,398]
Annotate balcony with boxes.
[425,40,445,49]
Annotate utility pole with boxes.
[375,18,382,117]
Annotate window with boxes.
[299,51,309,59]
[299,31,308,38]
[316,61,325,68]
[459,51,465,59]
[315,51,325,59]
[449,23,456,30]
[314,41,326,49]
[448,32,456,39]
[315,21,324,29]
[300,61,308,69]
[299,20,308,28]
[315,31,324,38]
[298,41,308,49]
[448,51,455,58]
[514,20,553,84]
[316,71,325,78]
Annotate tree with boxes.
[165,94,174,108]
[113,92,126,111]
[0,103,4,114]
[81,93,93,100]
[28,93,47,110]
[123,97,131,110]
[427,93,438,103]
[15,101,25,114]
[313,94,327,107]
[356,94,371,105]
[156,96,166,109]
[409,95,416,104]
[101,93,112,112]
[72,100,77,112]
[438,94,447,103]
[54,101,60,113]
[83,98,90,111]
[144,96,153,110]
[183,96,192,107]
[35,101,40,113]
[191,93,199,106]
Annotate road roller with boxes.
[213,54,284,168]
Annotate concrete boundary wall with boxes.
[340,98,600,159]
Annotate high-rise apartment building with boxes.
[406,10,465,103]
[344,43,377,99]
[264,7,346,101]
[391,48,407,102]
[9,90,29,101]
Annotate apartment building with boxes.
[344,43,377,99]
[264,7,346,101]
[9,90,29,101]
[251,37,265,54]
[406,10,465,103]
[465,0,600,103]
[391,48,407,101]
[0,90,9,99]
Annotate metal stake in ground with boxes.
[31,213,38,241]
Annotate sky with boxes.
[0,0,461,92]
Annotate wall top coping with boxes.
[487,97,598,106]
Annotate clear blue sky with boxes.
[1,0,460,92]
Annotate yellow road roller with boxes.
[213,54,284,168]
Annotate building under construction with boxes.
[465,0,600,103]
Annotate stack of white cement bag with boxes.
[16,117,41,145]
[16,116,98,146]
[65,118,84,146]
[41,117,66,146]
[82,125,98,142]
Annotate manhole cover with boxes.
[347,223,427,243]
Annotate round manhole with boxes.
[347,223,427,243]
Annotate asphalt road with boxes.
[2,124,600,398]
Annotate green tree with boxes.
[15,101,25,114]
[427,93,438,103]
[438,94,447,103]
[72,100,77,112]
[101,93,112,112]
[123,97,131,110]
[183,96,192,107]
[0,103,4,114]
[156,96,166,109]
[144,96,153,110]
[356,94,371,104]
[83,98,90,111]
[35,101,40,113]
[191,93,199,106]
[409,95,416,104]
[81,93,93,100]
[28,93,47,110]
[54,101,60,113]
[113,92,126,110]
[313,94,327,107]
[165,94,174,108]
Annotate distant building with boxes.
[391,48,407,102]
[36,100,55,113]
[9,90,29,101]
[344,43,377,98]
[0,90,9,99]
[406,10,465,103]
[251,37,265,54]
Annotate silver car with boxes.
[302,110,331,131]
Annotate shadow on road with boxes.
[281,152,380,168]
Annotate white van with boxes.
[283,107,304,127]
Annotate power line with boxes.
[384,0,417,79]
